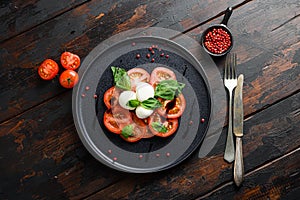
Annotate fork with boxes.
[224,53,237,163]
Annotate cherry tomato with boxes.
[38,59,59,80]
[59,70,79,88]
[157,93,186,118]
[103,86,121,109]
[103,107,132,134]
[148,112,178,137]
[149,67,176,87]
[127,68,150,90]
[60,52,81,70]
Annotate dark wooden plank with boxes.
[0,0,88,42]
[1,0,300,199]
[79,90,300,199]
[0,91,125,200]
[0,0,244,122]
[197,147,300,199]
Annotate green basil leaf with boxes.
[121,124,133,138]
[151,122,168,133]
[154,80,185,100]
[177,82,185,94]
[141,98,162,109]
[116,75,131,90]
[127,99,140,108]
[111,66,131,90]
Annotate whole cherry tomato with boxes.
[38,59,59,80]
[60,52,81,70]
[59,70,79,88]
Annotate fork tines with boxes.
[225,53,237,80]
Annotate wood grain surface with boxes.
[0,0,299,199]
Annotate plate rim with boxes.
[72,35,213,173]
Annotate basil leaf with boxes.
[127,99,140,108]
[177,82,185,94]
[121,124,133,138]
[151,122,168,133]
[111,66,131,90]
[154,80,185,100]
[141,98,162,110]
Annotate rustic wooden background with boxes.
[0,0,299,199]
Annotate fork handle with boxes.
[224,93,235,163]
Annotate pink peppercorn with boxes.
[204,28,231,54]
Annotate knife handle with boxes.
[234,137,244,187]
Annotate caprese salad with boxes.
[103,66,186,142]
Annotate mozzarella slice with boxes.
[135,106,153,119]
[136,82,154,102]
[118,91,136,110]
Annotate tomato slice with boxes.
[149,67,177,87]
[157,93,186,118]
[120,130,141,142]
[59,70,79,88]
[120,113,153,142]
[103,107,132,134]
[38,59,59,80]
[148,112,178,137]
[103,86,121,109]
[131,113,154,139]
[60,52,81,70]
[127,68,150,90]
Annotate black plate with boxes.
[73,36,211,173]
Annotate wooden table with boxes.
[1,0,299,199]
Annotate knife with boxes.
[233,74,244,187]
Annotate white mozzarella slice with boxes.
[118,91,136,110]
[135,106,154,119]
[136,82,154,102]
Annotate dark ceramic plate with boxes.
[72,36,211,173]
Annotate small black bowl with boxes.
[201,7,233,57]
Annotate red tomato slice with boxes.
[148,112,179,137]
[120,113,153,142]
[111,106,132,125]
[131,113,154,139]
[149,67,177,87]
[103,107,132,134]
[59,70,79,88]
[103,86,121,109]
[127,68,150,90]
[38,59,59,80]
[157,93,186,118]
[120,131,141,142]
[60,52,81,70]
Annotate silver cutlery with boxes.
[223,53,237,163]
[233,74,244,187]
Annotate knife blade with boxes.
[233,74,244,187]
[233,74,244,137]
